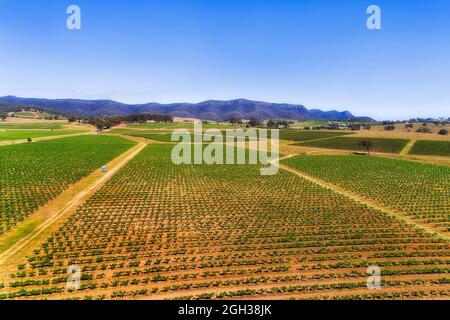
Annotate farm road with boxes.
[276,159,450,243]
[0,137,146,279]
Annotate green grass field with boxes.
[0,135,136,234]
[409,140,450,157]
[299,136,409,154]
[282,155,450,233]
[0,123,65,129]
[279,130,352,142]
[0,129,86,141]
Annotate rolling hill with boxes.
[0,96,373,121]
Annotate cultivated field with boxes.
[121,132,175,142]
[278,130,352,142]
[111,128,265,142]
[1,144,450,300]
[0,120,449,301]
[0,135,136,235]
[410,141,450,157]
[0,130,86,141]
[299,137,409,154]
[126,122,238,130]
[282,155,450,235]
[0,123,65,130]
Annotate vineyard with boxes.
[111,128,351,143]
[0,130,86,141]
[0,124,65,130]
[282,155,450,234]
[410,141,450,157]
[299,137,409,154]
[114,129,264,142]
[279,130,351,142]
[124,132,175,142]
[127,123,236,130]
[0,135,136,234]
[1,144,450,300]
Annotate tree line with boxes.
[68,113,174,131]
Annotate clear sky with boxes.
[1,0,449,120]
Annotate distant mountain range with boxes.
[0,96,373,121]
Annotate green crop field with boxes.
[0,130,86,141]
[126,132,175,142]
[114,129,263,142]
[109,129,171,134]
[127,122,241,130]
[2,144,450,300]
[282,155,450,234]
[0,135,136,234]
[279,130,352,142]
[299,137,409,154]
[0,123,65,129]
[410,140,450,157]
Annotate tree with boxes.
[228,115,242,125]
[248,117,258,128]
[349,124,361,131]
[359,140,374,156]
[438,129,448,136]
[278,120,290,129]
[0,112,7,121]
[95,119,107,132]
[267,119,277,129]
[384,125,395,131]
[416,127,431,133]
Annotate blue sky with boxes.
[1,0,449,120]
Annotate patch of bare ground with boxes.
[351,127,450,141]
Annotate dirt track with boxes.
[275,159,450,243]
[0,137,146,280]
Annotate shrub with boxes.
[416,127,431,133]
